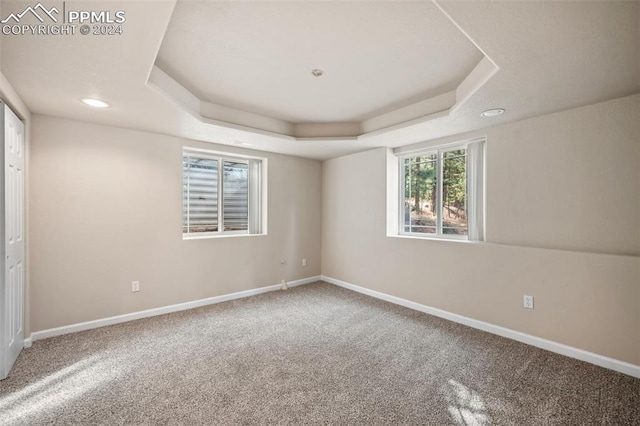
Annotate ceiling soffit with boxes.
[151,1,498,140]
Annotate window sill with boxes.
[388,234,484,244]
[182,233,267,241]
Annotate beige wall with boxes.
[24,94,640,366]
[322,94,640,365]
[29,115,322,333]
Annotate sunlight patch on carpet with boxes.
[0,355,122,423]
[446,379,490,425]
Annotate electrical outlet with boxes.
[302,258,307,266]
[523,295,534,309]
[132,281,140,293]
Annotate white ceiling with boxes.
[1,0,638,160]
[156,1,483,123]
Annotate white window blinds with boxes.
[183,150,263,237]
[183,156,218,233]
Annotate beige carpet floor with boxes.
[0,281,638,425]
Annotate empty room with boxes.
[0,0,638,424]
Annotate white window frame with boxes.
[182,147,267,240]
[397,137,485,242]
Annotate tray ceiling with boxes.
[156,1,484,125]
[1,0,638,159]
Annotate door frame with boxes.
[0,102,26,380]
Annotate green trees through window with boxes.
[403,148,468,236]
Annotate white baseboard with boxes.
[321,275,640,379]
[26,276,320,344]
[24,274,638,378]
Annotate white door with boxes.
[1,104,25,380]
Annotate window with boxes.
[399,138,484,241]
[183,148,265,237]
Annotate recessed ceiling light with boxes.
[81,98,110,108]
[480,108,505,118]
[311,69,324,77]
